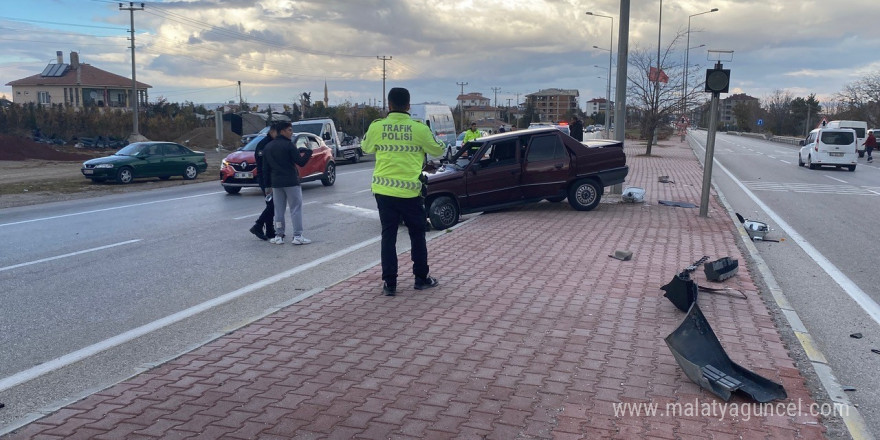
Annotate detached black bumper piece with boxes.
[661,272,699,312]
[704,257,739,282]
[664,302,787,403]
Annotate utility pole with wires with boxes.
[120,2,144,140]
[491,87,501,108]
[377,56,392,112]
[456,81,468,132]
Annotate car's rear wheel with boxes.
[568,179,601,211]
[859,151,865,158]
[849,165,857,171]
[797,153,804,167]
[429,196,459,230]
[183,164,199,180]
[223,186,241,194]
[350,152,360,164]
[116,167,133,184]
[807,155,817,169]
[321,162,336,186]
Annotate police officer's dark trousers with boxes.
[375,194,429,287]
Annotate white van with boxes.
[825,120,868,157]
[798,127,858,171]
[410,104,456,159]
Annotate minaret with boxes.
[324,80,328,107]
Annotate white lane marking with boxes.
[233,214,255,220]
[341,169,375,175]
[779,160,791,164]
[0,240,142,272]
[695,143,880,326]
[330,203,380,219]
[0,235,382,392]
[824,175,848,183]
[356,189,372,194]
[743,181,875,195]
[0,192,225,228]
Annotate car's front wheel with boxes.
[116,167,133,184]
[183,164,199,180]
[223,186,241,194]
[849,165,857,171]
[798,153,804,167]
[429,196,459,230]
[350,151,360,164]
[321,162,336,186]
[568,179,601,211]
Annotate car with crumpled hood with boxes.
[423,127,628,229]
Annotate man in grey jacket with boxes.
[262,122,313,245]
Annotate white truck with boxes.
[290,118,364,163]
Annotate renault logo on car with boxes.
[240,161,248,168]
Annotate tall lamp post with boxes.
[587,12,614,139]
[594,65,611,127]
[682,8,718,122]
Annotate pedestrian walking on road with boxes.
[362,87,446,296]
[249,125,278,240]
[570,116,584,141]
[262,121,313,245]
[863,130,876,162]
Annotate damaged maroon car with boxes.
[424,127,628,229]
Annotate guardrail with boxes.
[724,131,802,145]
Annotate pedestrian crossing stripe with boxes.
[743,181,880,195]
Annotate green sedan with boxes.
[81,142,208,184]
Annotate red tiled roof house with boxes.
[5,51,150,109]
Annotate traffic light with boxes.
[704,67,730,94]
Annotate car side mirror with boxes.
[798,140,804,146]
[322,132,331,141]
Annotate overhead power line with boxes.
[0,16,126,31]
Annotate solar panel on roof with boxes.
[40,63,69,77]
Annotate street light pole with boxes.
[683,8,718,123]
[587,12,614,139]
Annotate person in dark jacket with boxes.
[249,125,277,240]
[570,116,584,141]
[863,130,876,163]
[263,121,313,245]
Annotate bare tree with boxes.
[762,89,794,135]
[834,73,880,126]
[626,30,693,155]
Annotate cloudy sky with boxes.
[1,0,878,111]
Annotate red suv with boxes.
[220,133,336,194]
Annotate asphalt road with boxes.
[0,157,465,430]
[689,130,880,435]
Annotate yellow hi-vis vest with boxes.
[463,128,481,144]
[362,112,446,198]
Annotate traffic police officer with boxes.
[362,87,445,296]
[463,122,481,145]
